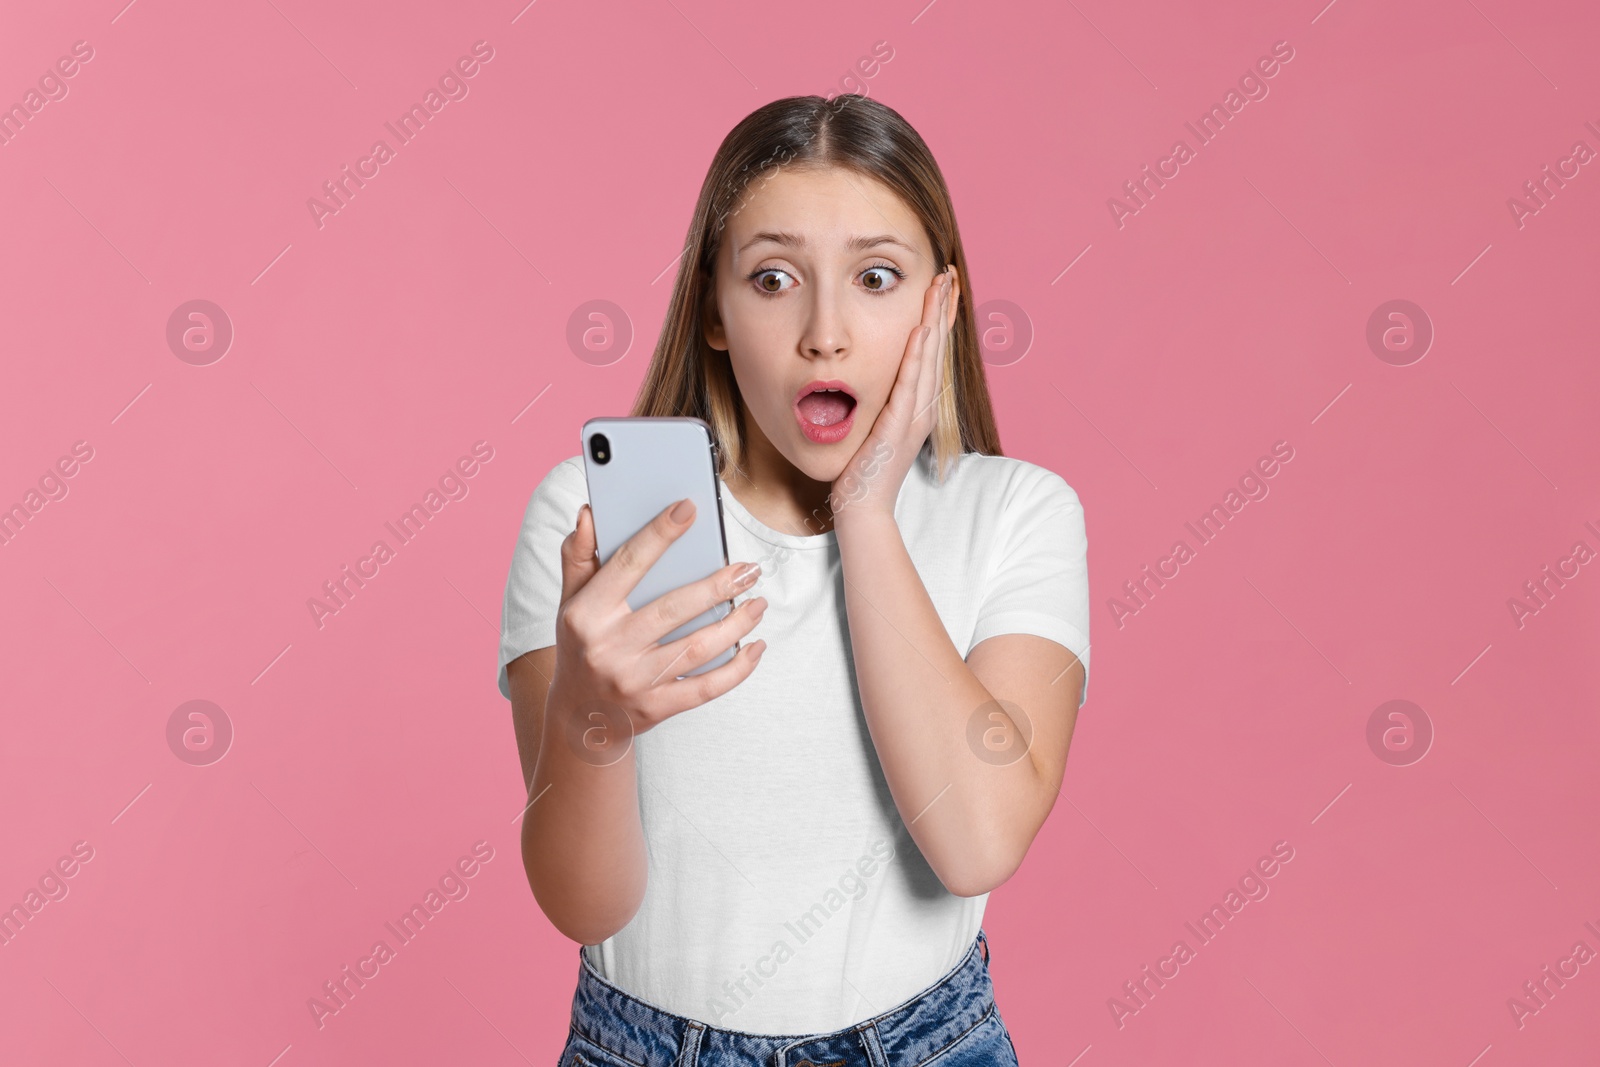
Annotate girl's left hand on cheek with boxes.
[830,265,956,523]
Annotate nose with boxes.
[798,280,848,361]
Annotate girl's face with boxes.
[704,165,957,484]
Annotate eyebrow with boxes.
[736,231,919,258]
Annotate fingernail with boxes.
[748,597,768,616]
[751,640,768,658]
[671,498,694,523]
[734,563,761,586]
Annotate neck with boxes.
[722,420,835,537]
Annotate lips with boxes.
[794,379,857,445]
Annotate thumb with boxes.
[558,503,602,606]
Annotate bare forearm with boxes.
[521,687,647,944]
[835,511,1048,895]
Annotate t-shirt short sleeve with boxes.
[497,456,589,700]
[966,466,1092,705]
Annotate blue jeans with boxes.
[557,929,1020,1066]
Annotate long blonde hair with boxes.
[628,94,1003,483]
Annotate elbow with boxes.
[544,907,633,947]
[933,839,1028,899]
[521,827,644,945]
[526,862,643,945]
[940,873,997,899]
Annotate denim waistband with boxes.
[565,929,996,1067]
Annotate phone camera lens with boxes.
[589,433,611,465]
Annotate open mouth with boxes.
[794,380,858,444]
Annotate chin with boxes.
[785,447,852,484]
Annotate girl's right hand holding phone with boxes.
[517,496,765,944]
[551,496,768,738]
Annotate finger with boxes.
[933,267,956,397]
[557,503,602,608]
[908,270,949,405]
[933,268,954,411]
[891,323,932,422]
[940,262,953,329]
[920,269,945,329]
[637,637,768,720]
[917,278,950,417]
[938,318,950,412]
[623,556,762,648]
[638,590,767,688]
[585,497,696,608]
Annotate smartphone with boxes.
[580,416,738,678]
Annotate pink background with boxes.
[3,0,1597,1064]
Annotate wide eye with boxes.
[751,268,796,295]
[861,264,903,294]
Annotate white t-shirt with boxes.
[497,445,1090,1034]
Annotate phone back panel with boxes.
[580,417,735,677]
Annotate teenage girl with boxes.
[499,94,1091,1066]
